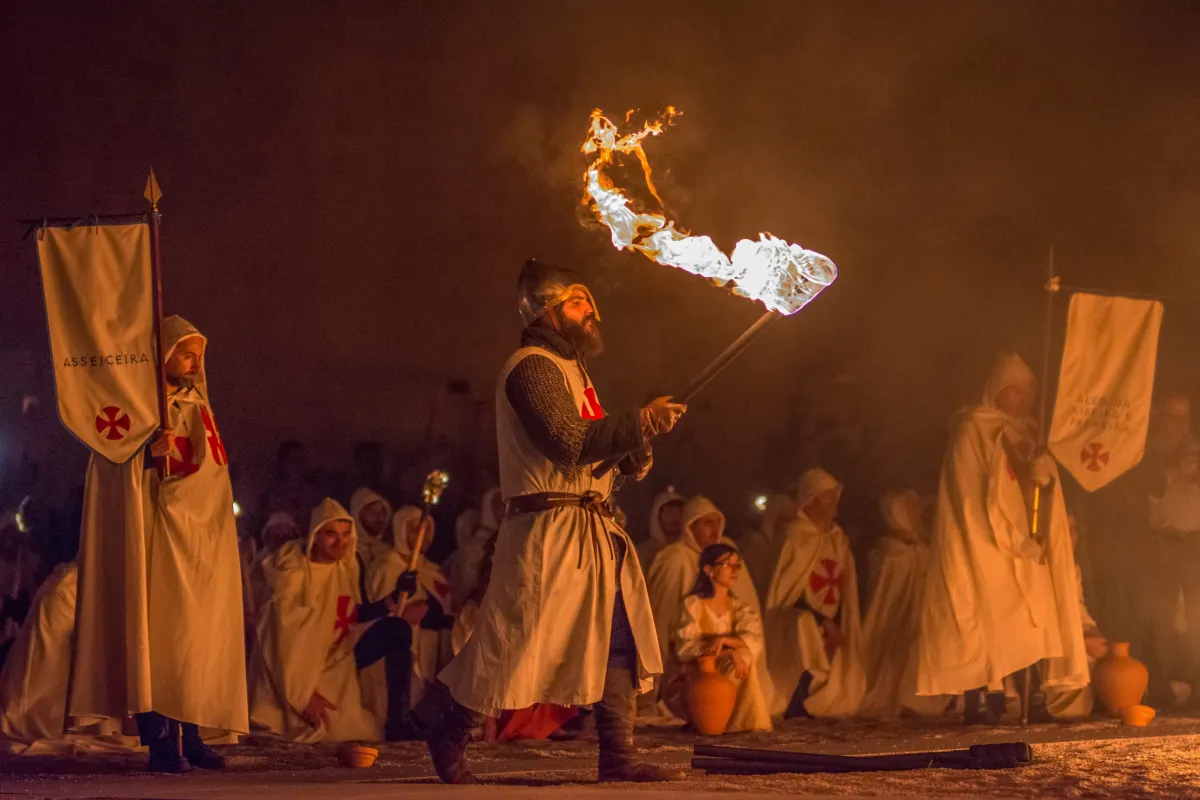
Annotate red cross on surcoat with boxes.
[334,595,358,644]
[581,386,605,420]
[809,558,844,608]
[199,406,229,466]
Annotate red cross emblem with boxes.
[1080,442,1110,472]
[334,595,358,644]
[809,558,844,607]
[156,434,200,479]
[581,386,605,420]
[95,406,132,441]
[199,406,228,466]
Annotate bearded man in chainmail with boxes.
[421,259,687,784]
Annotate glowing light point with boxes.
[754,495,769,512]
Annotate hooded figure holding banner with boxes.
[67,317,249,772]
[916,354,1089,723]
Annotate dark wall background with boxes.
[3,1,1199,539]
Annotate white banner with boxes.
[37,223,159,463]
[1048,292,1163,491]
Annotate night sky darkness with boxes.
[3,2,1199,534]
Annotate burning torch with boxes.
[582,108,838,478]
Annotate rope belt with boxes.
[505,490,620,569]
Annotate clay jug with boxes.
[1092,642,1149,717]
[684,655,738,735]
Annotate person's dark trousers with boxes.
[136,712,227,771]
[784,671,815,719]
[355,615,417,740]
[1149,531,1200,698]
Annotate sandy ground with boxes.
[2,714,1200,798]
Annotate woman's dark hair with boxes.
[689,542,740,598]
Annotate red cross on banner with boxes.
[199,406,229,466]
[581,386,605,420]
[1080,441,1111,472]
[334,595,358,644]
[809,558,844,608]
[95,406,132,441]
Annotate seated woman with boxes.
[663,544,772,733]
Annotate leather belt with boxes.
[505,490,618,569]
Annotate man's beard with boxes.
[166,373,196,390]
[561,316,603,360]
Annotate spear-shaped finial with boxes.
[144,168,162,212]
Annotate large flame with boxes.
[581,108,837,316]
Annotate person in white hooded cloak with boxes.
[249,498,427,743]
[67,316,246,772]
[636,488,684,572]
[445,487,503,613]
[0,563,130,754]
[740,493,798,605]
[421,260,687,784]
[858,490,949,718]
[765,468,867,718]
[915,354,1088,724]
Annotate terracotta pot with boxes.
[1092,642,1149,717]
[684,655,737,736]
[338,744,378,768]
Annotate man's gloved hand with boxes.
[392,570,419,597]
[1030,453,1055,488]
[618,442,654,481]
[640,396,687,437]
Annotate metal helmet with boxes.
[516,258,601,327]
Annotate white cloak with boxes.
[859,536,949,717]
[445,488,501,613]
[764,511,866,718]
[249,499,376,743]
[916,405,1089,696]
[68,316,247,737]
[646,496,770,708]
[739,494,798,605]
[0,563,132,755]
[439,346,661,716]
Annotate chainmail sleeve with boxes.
[505,354,644,478]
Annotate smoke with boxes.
[2,2,1199,534]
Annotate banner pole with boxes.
[1022,248,1060,727]
[146,172,170,476]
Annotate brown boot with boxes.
[416,682,481,784]
[595,664,687,783]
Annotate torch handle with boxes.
[591,311,782,479]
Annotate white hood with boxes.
[161,315,209,401]
[796,468,842,515]
[305,497,358,568]
[648,487,684,547]
[679,495,726,554]
[982,352,1036,409]
[879,490,920,535]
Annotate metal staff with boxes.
[1022,248,1060,726]
[591,310,782,479]
[145,171,171,476]
[393,469,450,614]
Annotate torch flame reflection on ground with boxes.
[581,108,837,316]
